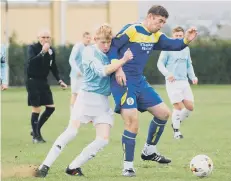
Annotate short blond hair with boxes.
[172,26,184,33]
[95,24,113,41]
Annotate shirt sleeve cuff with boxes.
[183,38,190,45]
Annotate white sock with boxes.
[172,109,181,130]
[123,161,134,170]
[69,138,108,169]
[180,108,191,122]
[143,143,158,155]
[40,124,78,168]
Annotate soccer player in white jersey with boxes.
[157,26,198,139]
[69,32,91,110]
[35,24,133,177]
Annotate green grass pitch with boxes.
[1,85,231,181]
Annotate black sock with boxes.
[31,112,39,138]
[37,107,55,136]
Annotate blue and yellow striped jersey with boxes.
[107,23,188,79]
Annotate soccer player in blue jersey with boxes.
[35,24,133,177]
[107,5,198,176]
[0,44,8,90]
[69,32,91,110]
[157,26,198,139]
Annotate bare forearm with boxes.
[104,58,126,75]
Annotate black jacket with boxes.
[26,42,60,81]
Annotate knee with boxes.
[159,107,171,120]
[124,116,139,133]
[185,104,194,111]
[32,106,41,113]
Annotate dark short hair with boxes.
[83,32,90,37]
[172,26,185,33]
[147,5,169,18]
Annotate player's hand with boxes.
[42,43,50,53]
[1,84,8,91]
[115,68,127,86]
[167,73,175,83]
[59,80,67,89]
[123,48,133,62]
[192,77,198,85]
[185,27,198,43]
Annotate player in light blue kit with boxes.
[69,32,91,110]
[35,24,133,177]
[157,26,198,139]
[0,44,8,90]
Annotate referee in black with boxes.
[26,29,67,143]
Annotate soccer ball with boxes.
[190,155,213,177]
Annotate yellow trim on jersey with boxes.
[129,31,163,43]
[116,25,136,38]
[183,38,190,45]
[116,24,163,44]
[111,59,119,63]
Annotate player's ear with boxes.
[147,13,154,20]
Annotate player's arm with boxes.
[27,45,45,64]
[69,43,82,75]
[154,33,189,51]
[187,48,197,83]
[157,51,170,77]
[82,47,132,78]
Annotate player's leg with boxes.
[180,84,194,122]
[111,78,138,176]
[66,122,111,176]
[31,106,41,142]
[35,118,81,178]
[35,99,85,177]
[172,102,184,139]
[138,82,171,163]
[37,82,55,141]
[70,77,79,112]
[166,81,185,139]
[26,78,42,143]
[36,105,55,142]
[121,108,138,177]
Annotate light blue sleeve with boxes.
[82,47,106,78]
[69,43,81,74]
[187,48,196,80]
[1,45,7,84]
[157,51,169,77]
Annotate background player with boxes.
[157,26,198,139]
[69,32,91,110]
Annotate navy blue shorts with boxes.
[111,76,163,114]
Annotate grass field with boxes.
[1,85,231,181]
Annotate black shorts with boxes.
[26,78,54,107]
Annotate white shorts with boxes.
[70,90,114,126]
[166,80,194,104]
[70,77,83,94]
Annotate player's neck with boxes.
[142,20,151,33]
